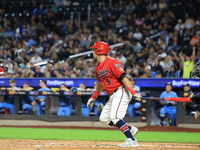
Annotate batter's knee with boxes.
[99,114,121,126]
[99,115,108,125]
[110,118,120,125]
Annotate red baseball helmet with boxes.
[90,41,110,55]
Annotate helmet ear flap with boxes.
[90,41,110,55]
[93,48,100,55]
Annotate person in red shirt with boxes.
[87,41,142,147]
[190,31,200,46]
[0,67,4,77]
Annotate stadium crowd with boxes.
[0,0,199,79]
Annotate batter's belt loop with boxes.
[110,86,126,96]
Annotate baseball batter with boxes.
[87,41,142,147]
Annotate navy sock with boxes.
[160,117,165,122]
[116,120,134,140]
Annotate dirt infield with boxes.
[0,139,200,150]
[0,126,200,150]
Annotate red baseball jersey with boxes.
[95,56,125,95]
[0,67,4,76]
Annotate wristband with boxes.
[128,87,136,95]
[91,91,100,99]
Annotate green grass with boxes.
[0,127,200,143]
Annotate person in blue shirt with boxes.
[76,83,91,116]
[89,81,107,116]
[158,82,178,126]
[0,79,19,114]
[128,78,142,117]
[34,80,50,115]
[18,83,34,114]
[57,84,72,116]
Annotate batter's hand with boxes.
[133,93,142,101]
[87,98,96,107]
[195,111,200,120]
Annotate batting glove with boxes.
[133,93,142,101]
[87,98,96,107]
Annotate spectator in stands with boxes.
[21,67,34,78]
[190,31,200,46]
[195,46,200,64]
[174,19,185,32]
[124,0,136,14]
[146,0,158,12]
[49,52,59,63]
[158,82,178,126]
[179,47,196,78]
[63,0,71,7]
[160,55,174,74]
[33,4,47,16]
[34,66,44,77]
[34,80,51,115]
[184,12,196,30]
[57,47,70,61]
[130,38,143,54]
[13,65,22,76]
[158,38,167,50]
[135,50,146,63]
[116,51,127,68]
[29,51,42,64]
[133,27,143,41]
[169,49,181,67]
[0,0,199,80]
[151,58,164,78]
[0,79,19,114]
[54,0,63,6]
[165,65,180,78]
[158,0,168,10]
[165,37,177,53]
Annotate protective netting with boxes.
[191,60,200,78]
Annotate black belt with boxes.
[110,87,123,96]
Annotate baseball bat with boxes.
[69,43,124,59]
[141,97,190,102]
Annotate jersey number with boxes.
[105,78,111,85]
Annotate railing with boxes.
[0,90,199,126]
[0,91,151,125]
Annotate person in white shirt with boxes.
[133,27,143,40]
[174,19,185,32]
[116,52,127,68]
[29,52,42,64]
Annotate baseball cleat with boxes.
[130,126,139,136]
[157,123,164,126]
[118,138,139,147]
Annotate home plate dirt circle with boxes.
[0,140,200,150]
